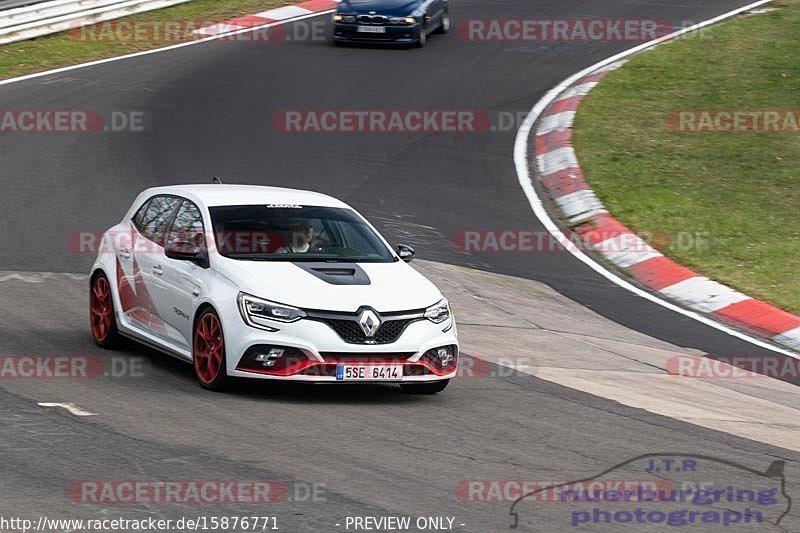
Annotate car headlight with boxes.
[424,298,451,324]
[334,14,356,22]
[389,16,416,24]
[238,293,307,331]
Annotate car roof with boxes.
[140,184,350,209]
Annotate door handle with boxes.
[118,248,131,260]
[152,265,164,276]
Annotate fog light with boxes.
[254,348,285,367]
[436,346,455,368]
[419,345,457,374]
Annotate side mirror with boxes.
[396,244,415,263]
[165,241,208,268]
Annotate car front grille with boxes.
[324,318,414,344]
[357,15,387,25]
[305,308,425,345]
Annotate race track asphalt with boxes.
[0,0,797,530]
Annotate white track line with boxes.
[0,8,334,87]
[512,0,799,359]
[38,402,97,416]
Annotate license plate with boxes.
[336,365,403,381]
[357,25,386,33]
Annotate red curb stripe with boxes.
[536,40,800,352]
[575,71,609,86]
[547,99,581,116]
[628,257,699,292]
[574,214,632,246]
[535,130,572,155]
[712,300,800,338]
[541,168,589,197]
[296,0,338,12]
[547,96,582,116]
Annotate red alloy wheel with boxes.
[90,275,113,343]
[194,311,225,385]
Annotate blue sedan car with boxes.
[331,0,450,47]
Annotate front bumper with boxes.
[332,22,422,44]
[225,312,458,382]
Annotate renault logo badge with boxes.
[358,309,381,338]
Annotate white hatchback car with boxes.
[89,185,458,393]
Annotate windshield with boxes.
[209,205,395,262]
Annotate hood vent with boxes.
[293,262,371,286]
[311,267,356,276]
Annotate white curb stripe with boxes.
[568,207,608,224]
[596,234,663,269]
[774,327,800,351]
[537,111,575,135]
[194,23,246,36]
[554,189,605,219]
[596,60,629,73]
[536,147,578,176]
[554,82,598,102]
[513,0,798,358]
[255,5,312,20]
[660,277,751,313]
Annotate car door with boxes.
[116,199,151,331]
[126,195,182,343]
[160,199,208,350]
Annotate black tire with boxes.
[90,272,121,349]
[400,379,449,394]
[434,8,449,34]
[415,23,427,47]
[193,308,232,392]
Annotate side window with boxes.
[166,200,205,250]
[135,196,181,246]
[132,199,151,231]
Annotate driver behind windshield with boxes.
[274,219,315,254]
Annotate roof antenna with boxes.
[212,176,223,184]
